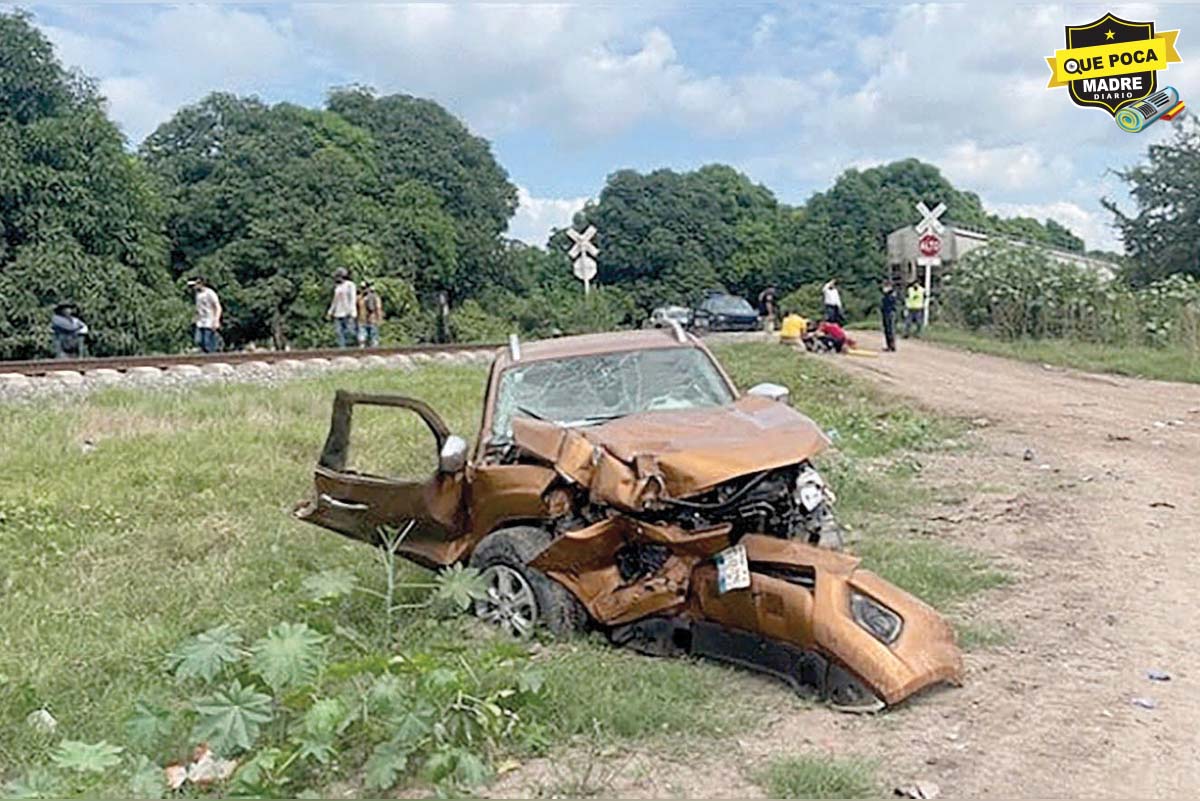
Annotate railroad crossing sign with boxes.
[918,231,942,258]
[565,224,599,294]
[913,201,945,327]
[915,201,946,235]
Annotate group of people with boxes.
[768,275,928,356]
[326,269,385,349]
[46,270,386,358]
[186,270,384,354]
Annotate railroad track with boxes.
[0,343,501,378]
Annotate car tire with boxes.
[469,526,587,637]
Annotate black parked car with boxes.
[691,294,761,332]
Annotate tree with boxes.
[1103,116,1200,284]
[143,95,400,347]
[557,165,790,310]
[326,87,517,297]
[0,10,180,358]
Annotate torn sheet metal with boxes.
[534,523,962,707]
[512,394,830,510]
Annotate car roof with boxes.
[491,328,700,369]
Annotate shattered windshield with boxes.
[491,347,734,441]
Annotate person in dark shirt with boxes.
[50,302,88,358]
[757,285,779,331]
[880,280,898,352]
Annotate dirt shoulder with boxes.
[826,338,1200,798]
[491,339,1200,799]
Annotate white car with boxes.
[644,305,692,329]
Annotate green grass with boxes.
[755,754,878,799]
[856,537,1010,611]
[927,325,1200,384]
[955,621,1014,651]
[0,342,1007,795]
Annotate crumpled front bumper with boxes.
[535,523,963,709]
[699,535,963,708]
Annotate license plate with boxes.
[715,544,750,594]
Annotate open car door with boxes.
[295,391,468,568]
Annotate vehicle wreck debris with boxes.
[295,329,963,710]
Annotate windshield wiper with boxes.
[563,412,628,427]
[515,405,547,421]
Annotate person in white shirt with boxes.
[327,269,358,348]
[187,277,222,353]
[822,278,845,325]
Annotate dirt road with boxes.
[492,339,1200,798]
[827,339,1200,798]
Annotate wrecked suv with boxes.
[296,329,961,710]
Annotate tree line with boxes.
[0,10,1192,358]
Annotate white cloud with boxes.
[987,199,1120,253]
[29,1,1190,257]
[42,5,299,142]
[939,141,1073,192]
[506,186,590,246]
[292,5,814,138]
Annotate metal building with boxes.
[886,224,1116,284]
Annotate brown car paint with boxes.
[295,329,963,708]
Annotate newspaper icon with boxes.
[1116,85,1183,131]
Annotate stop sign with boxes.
[918,232,942,257]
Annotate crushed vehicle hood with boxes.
[512,395,830,510]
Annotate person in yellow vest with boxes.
[904,280,925,338]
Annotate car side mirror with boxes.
[747,382,790,404]
[438,435,468,473]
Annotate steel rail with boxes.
[0,342,502,377]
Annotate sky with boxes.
[17,2,1200,252]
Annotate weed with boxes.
[755,754,878,799]
[955,620,1014,651]
[857,537,1010,611]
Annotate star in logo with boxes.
[1105,29,1115,40]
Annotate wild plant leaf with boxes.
[125,700,173,749]
[293,697,347,764]
[229,747,287,797]
[51,740,124,774]
[433,564,489,612]
[164,624,246,682]
[424,746,491,787]
[393,711,432,746]
[191,680,274,754]
[422,667,460,693]
[1,766,64,799]
[128,755,166,799]
[451,749,492,787]
[301,569,358,602]
[363,740,409,791]
[365,673,407,717]
[517,670,545,696]
[301,697,347,738]
[249,622,326,693]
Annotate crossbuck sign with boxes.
[566,224,599,295]
[915,201,946,235]
[914,201,945,326]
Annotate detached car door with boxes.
[295,391,469,568]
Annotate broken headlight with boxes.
[850,591,902,644]
[795,465,827,512]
